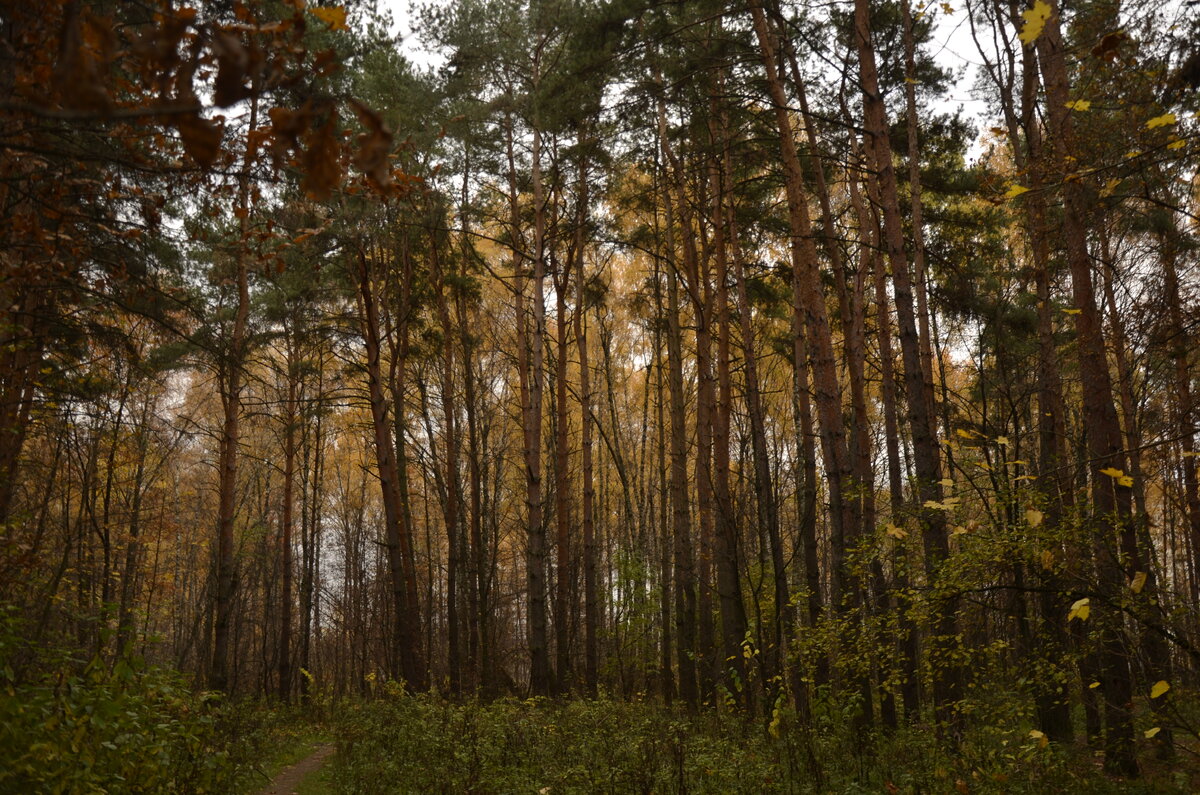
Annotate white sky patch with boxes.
[929,7,994,160]
[375,0,447,70]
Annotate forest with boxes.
[2,0,1199,791]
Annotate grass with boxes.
[231,709,332,794]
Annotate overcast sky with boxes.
[373,0,992,157]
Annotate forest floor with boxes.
[257,744,335,795]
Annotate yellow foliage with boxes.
[1145,113,1177,129]
[311,6,349,31]
[1130,571,1147,593]
[1018,1,1052,45]
[1068,598,1090,621]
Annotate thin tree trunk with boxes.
[705,80,751,712]
[278,335,298,701]
[572,141,599,697]
[651,81,699,710]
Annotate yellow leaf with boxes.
[1144,727,1161,739]
[956,428,976,439]
[1150,680,1169,699]
[1065,99,1091,111]
[1117,474,1133,487]
[310,6,349,31]
[1183,451,1199,458]
[939,478,955,488]
[941,2,954,13]
[1130,571,1147,594]
[942,496,961,506]
[1068,597,1090,621]
[886,523,909,539]
[924,500,946,510]
[995,436,1009,446]
[1003,184,1030,199]
[1062,308,1082,315]
[1026,508,1044,527]
[1029,729,1049,748]
[1099,467,1125,479]
[1089,681,1101,689]
[1018,1,1052,45]
[1168,139,1186,150]
[1041,549,1055,570]
[951,525,968,536]
[1145,113,1177,129]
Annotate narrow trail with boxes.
[258,744,335,795]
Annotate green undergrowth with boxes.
[326,693,1194,794]
[0,608,326,794]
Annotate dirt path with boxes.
[258,744,335,795]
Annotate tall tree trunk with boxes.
[278,335,298,701]
[705,81,751,712]
[299,362,325,703]
[210,93,258,693]
[651,83,699,710]
[356,247,419,688]
[116,406,149,657]
[572,142,599,697]
[456,155,486,694]
[1162,227,1200,622]
[980,16,1075,739]
[852,0,962,729]
[507,109,551,696]
[749,3,862,721]
[1032,2,1139,774]
[1098,225,1174,760]
[901,0,937,420]
[553,262,573,694]
[432,232,464,697]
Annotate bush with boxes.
[330,696,779,794]
[327,690,1193,794]
[0,610,270,794]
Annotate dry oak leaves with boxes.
[29,1,395,200]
